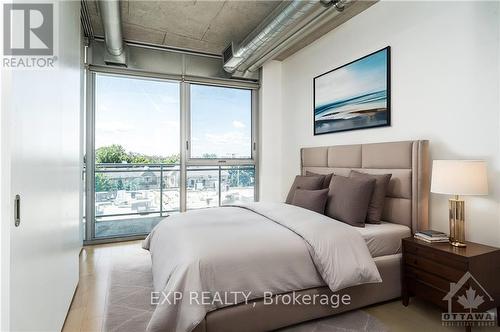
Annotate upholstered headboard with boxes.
[301,140,430,233]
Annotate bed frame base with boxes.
[193,253,401,332]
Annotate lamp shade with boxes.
[431,160,488,195]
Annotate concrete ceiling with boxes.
[87,0,282,55]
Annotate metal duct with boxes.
[98,0,126,66]
[223,0,318,73]
[246,0,347,72]
[223,0,348,75]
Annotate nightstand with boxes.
[401,237,500,330]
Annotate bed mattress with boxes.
[356,222,411,257]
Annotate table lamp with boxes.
[430,160,488,247]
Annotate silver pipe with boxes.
[247,1,345,72]
[223,0,319,73]
[97,0,124,56]
[94,36,222,59]
[230,0,349,74]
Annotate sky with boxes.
[95,74,252,159]
[190,84,251,158]
[315,48,388,107]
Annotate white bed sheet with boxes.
[355,222,411,257]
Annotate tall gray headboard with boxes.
[301,140,430,233]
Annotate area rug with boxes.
[103,248,388,332]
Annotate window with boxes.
[220,165,255,205]
[87,72,257,241]
[93,74,180,238]
[185,165,255,210]
[190,84,252,159]
[186,84,255,210]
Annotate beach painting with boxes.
[314,47,390,135]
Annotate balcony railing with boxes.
[94,163,255,218]
[186,165,255,210]
[95,163,180,219]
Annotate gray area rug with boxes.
[103,249,388,332]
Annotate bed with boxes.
[144,140,430,332]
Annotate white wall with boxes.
[259,60,283,201]
[260,1,500,246]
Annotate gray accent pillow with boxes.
[306,171,333,189]
[325,175,376,227]
[350,170,392,224]
[291,188,329,214]
[285,176,324,204]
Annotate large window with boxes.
[186,165,255,210]
[92,74,180,238]
[87,72,257,242]
[190,85,252,159]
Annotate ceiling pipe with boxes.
[224,0,349,76]
[246,0,347,72]
[98,0,127,66]
[223,0,318,73]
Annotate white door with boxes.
[2,1,82,331]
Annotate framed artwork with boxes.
[313,46,391,135]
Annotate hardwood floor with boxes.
[62,241,499,332]
[62,240,143,332]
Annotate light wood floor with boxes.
[62,241,499,332]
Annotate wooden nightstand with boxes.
[401,237,500,330]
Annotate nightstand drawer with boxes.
[405,265,450,292]
[406,278,449,310]
[404,253,464,281]
[404,241,467,271]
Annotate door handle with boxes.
[14,194,20,227]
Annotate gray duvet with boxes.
[143,202,381,332]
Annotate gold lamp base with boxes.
[449,195,466,247]
[449,240,467,247]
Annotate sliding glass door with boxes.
[187,84,255,210]
[92,74,180,238]
[86,72,257,242]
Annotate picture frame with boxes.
[313,46,391,135]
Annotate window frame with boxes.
[185,82,257,165]
[85,67,259,244]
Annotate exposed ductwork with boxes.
[98,0,127,66]
[223,0,348,75]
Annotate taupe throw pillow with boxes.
[285,176,324,204]
[325,175,376,227]
[350,170,392,224]
[291,189,329,214]
[306,171,333,189]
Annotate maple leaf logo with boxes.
[457,287,484,312]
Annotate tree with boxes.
[95,173,113,192]
[161,153,180,164]
[228,168,254,187]
[95,144,130,163]
[95,145,180,164]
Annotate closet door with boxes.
[6,2,82,331]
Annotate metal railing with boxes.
[93,163,255,219]
[186,165,255,210]
[95,163,180,218]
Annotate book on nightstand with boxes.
[414,230,449,243]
